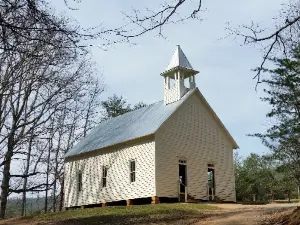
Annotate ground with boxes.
[199,203,299,225]
[0,203,298,225]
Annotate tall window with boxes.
[130,160,136,183]
[102,166,108,188]
[77,171,82,192]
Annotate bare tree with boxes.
[82,79,104,137]
[2,0,298,83]
[0,25,102,218]
[227,0,300,85]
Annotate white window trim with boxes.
[102,166,108,188]
[129,159,136,183]
[77,170,82,192]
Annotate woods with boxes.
[256,45,300,184]
[0,0,105,217]
[0,3,145,214]
[0,27,105,217]
[235,43,300,202]
[236,44,299,203]
[235,153,297,202]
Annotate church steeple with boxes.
[161,45,199,105]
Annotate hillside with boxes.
[0,204,219,225]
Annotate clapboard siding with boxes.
[155,93,236,201]
[64,138,155,207]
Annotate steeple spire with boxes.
[165,45,193,72]
[162,45,198,76]
[161,45,199,105]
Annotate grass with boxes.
[0,204,219,225]
[240,201,269,205]
[273,199,300,204]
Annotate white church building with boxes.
[63,45,239,208]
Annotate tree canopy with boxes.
[235,153,297,202]
[252,44,300,185]
[101,95,147,119]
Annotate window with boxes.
[170,78,176,89]
[184,78,189,88]
[102,166,108,188]
[77,171,82,192]
[130,160,136,183]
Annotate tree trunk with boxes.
[59,175,64,211]
[0,160,11,219]
[0,136,14,218]
[21,131,34,216]
[44,139,51,213]
[53,134,61,212]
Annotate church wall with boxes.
[155,93,236,201]
[64,136,155,207]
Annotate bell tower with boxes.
[161,45,199,105]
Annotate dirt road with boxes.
[198,203,299,225]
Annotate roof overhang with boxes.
[160,66,199,77]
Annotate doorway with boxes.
[179,160,187,193]
[207,164,215,200]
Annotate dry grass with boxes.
[261,207,300,225]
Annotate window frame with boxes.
[129,160,136,183]
[77,170,82,192]
[207,163,214,168]
[102,166,108,188]
[179,159,187,165]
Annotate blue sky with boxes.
[52,0,286,157]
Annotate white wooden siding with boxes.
[155,93,236,201]
[164,75,188,105]
[64,138,155,207]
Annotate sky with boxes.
[52,0,287,157]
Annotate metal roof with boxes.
[65,89,196,158]
[165,45,194,72]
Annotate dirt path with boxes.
[197,203,298,225]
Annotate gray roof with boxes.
[65,89,196,158]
